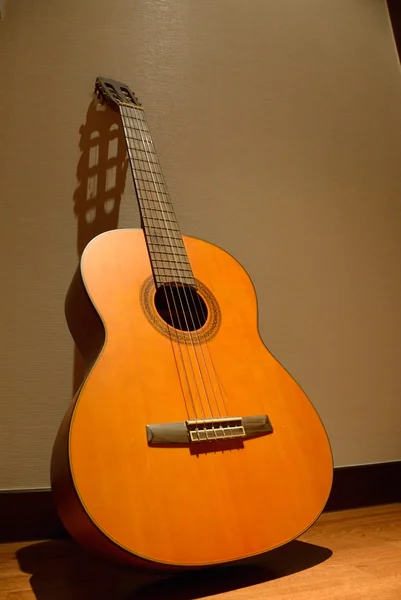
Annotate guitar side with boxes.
[51,228,333,569]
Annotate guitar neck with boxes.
[119,104,195,288]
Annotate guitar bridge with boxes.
[186,417,245,442]
[146,415,273,446]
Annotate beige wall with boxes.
[1,0,401,490]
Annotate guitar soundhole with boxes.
[154,284,208,332]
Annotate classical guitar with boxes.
[51,77,333,570]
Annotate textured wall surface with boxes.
[1,0,401,489]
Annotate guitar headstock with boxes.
[95,77,142,111]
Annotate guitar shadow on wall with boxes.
[71,97,129,394]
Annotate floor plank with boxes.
[0,504,400,599]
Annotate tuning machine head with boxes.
[94,77,142,111]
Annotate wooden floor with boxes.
[1,504,400,599]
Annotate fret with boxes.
[136,178,166,189]
[139,187,169,197]
[125,128,154,139]
[140,208,176,221]
[153,265,192,274]
[153,267,191,277]
[140,206,176,219]
[124,112,149,131]
[146,235,184,244]
[135,171,165,184]
[144,224,180,233]
[129,161,163,176]
[145,236,185,245]
[156,277,196,286]
[154,272,194,282]
[155,277,196,286]
[156,271,195,279]
[126,135,157,152]
[147,235,182,245]
[123,122,146,136]
[124,122,148,134]
[144,216,178,226]
[153,268,194,277]
[138,189,170,201]
[151,252,189,262]
[150,255,189,264]
[127,148,160,162]
[138,199,173,213]
[146,224,181,234]
[127,144,158,158]
[147,236,182,244]
[142,218,179,228]
[131,161,162,173]
[128,146,156,156]
[121,105,144,117]
[123,115,146,127]
[155,255,190,262]
[147,244,187,255]
[151,257,189,268]
[124,124,154,136]
[121,113,146,128]
[132,168,165,181]
[138,196,173,212]
[152,260,190,269]
[136,180,167,193]
[141,209,177,218]
[152,254,190,264]
[126,141,155,155]
[138,189,171,201]
[147,236,184,245]
[125,121,152,136]
[125,130,154,143]
[146,221,180,230]
[151,256,189,266]
[133,172,164,186]
[128,148,159,162]
[150,248,188,258]
[139,189,169,198]
[143,219,179,228]
[153,262,191,272]
[136,173,164,185]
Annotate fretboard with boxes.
[120,105,195,288]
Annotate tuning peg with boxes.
[95,90,105,104]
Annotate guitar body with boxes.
[51,228,333,569]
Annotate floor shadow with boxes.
[133,540,333,600]
[16,537,332,600]
[70,97,128,394]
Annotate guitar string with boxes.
[121,108,199,422]
[130,110,214,431]
[141,110,230,426]
[121,106,211,426]
[122,106,231,441]
[126,105,222,432]
[190,289,229,418]
[138,115,229,422]
[136,120,228,422]
[128,105,227,429]
[120,107,199,423]
[125,105,212,426]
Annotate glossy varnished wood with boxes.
[1,505,400,599]
[51,228,333,568]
